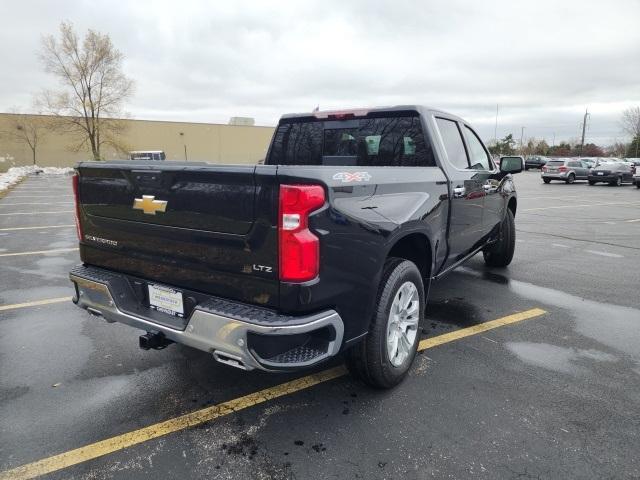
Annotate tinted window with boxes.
[569,161,580,167]
[464,126,491,170]
[435,118,468,169]
[546,160,565,166]
[268,115,435,167]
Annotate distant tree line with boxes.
[488,131,640,158]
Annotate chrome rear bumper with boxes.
[70,265,344,371]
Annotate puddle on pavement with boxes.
[426,297,483,327]
[505,342,619,374]
[0,285,72,304]
[458,267,640,361]
[35,256,77,268]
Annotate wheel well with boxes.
[508,197,517,217]
[387,233,432,279]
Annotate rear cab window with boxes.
[268,113,436,167]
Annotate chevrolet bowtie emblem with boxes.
[133,195,168,215]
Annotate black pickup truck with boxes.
[69,106,522,388]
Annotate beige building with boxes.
[0,113,275,172]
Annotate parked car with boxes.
[579,158,596,169]
[588,162,634,186]
[69,105,523,389]
[634,168,640,188]
[541,159,590,184]
[624,158,639,175]
[524,155,548,170]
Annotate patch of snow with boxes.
[0,165,74,193]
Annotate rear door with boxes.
[569,160,587,179]
[434,117,485,265]
[462,125,502,239]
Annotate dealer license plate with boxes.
[148,284,184,317]
[597,172,604,175]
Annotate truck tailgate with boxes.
[76,162,280,308]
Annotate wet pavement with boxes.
[1,170,639,479]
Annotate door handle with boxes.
[453,186,466,198]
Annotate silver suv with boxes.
[541,159,590,184]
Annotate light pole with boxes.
[520,126,526,154]
[579,109,589,157]
[179,132,188,161]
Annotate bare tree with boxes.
[0,112,48,165]
[621,107,640,139]
[38,22,133,160]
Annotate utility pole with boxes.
[520,126,525,154]
[552,132,556,147]
[494,104,499,144]
[579,109,589,156]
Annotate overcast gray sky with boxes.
[1,0,639,145]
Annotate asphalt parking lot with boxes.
[1,170,639,480]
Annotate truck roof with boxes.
[280,105,464,123]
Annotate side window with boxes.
[435,118,469,170]
[464,126,492,170]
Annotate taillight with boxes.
[558,166,568,172]
[278,184,325,282]
[72,173,83,241]
[542,166,547,172]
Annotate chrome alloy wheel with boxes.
[386,281,419,367]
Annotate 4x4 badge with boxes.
[333,172,371,183]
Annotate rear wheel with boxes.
[543,178,551,184]
[610,176,622,186]
[566,173,575,184]
[588,180,596,185]
[345,258,424,389]
[483,209,515,268]
[636,183,640,189]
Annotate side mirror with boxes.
[500,157,524,174]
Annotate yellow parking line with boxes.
[0,307,546,480]
[0,297,72,312]
[0,211,73,216]
[0,225,75,232]
[0,248,78,257]
[417,308,546,350]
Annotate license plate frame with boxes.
[597,172,604,175]
[148,283,184,317]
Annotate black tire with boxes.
[566,173,575,184]
[345,258,424,389]
[543,178,551,184]
[588,180,595,185]
[636,183,640,189]
[483,209,515,268]
[524,166,529,171]
[610,176,622,186]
